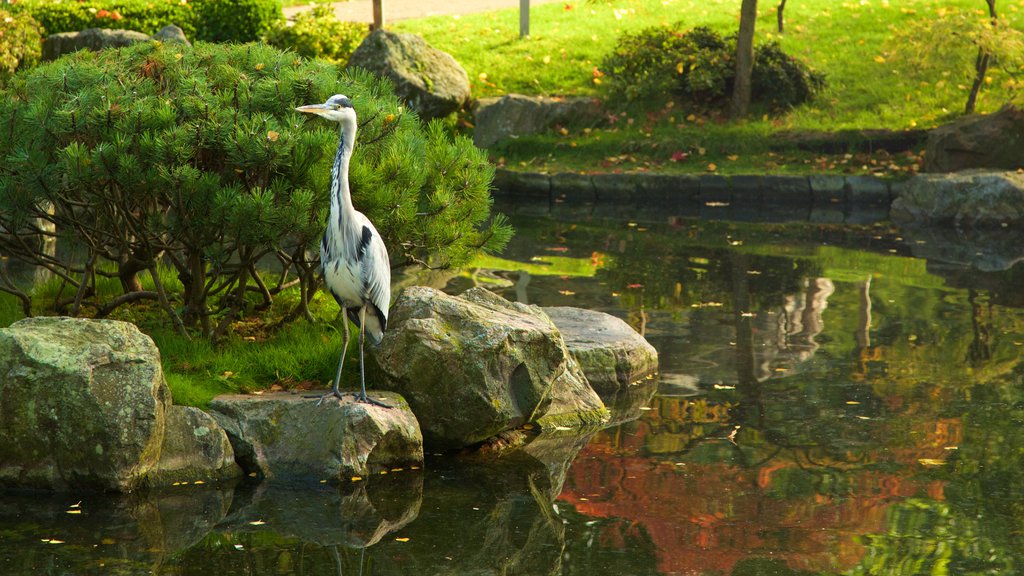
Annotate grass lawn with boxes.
[395,0,1024,175]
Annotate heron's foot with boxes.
[305,389,345,407]
[351,391,393,409]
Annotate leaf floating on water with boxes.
[395,537,410,543]
[47,539,65,545]
[713,384,735,390]
[351,476,363,482]
[233,544,245,550]
[69,501,81,508]
[944,446,959,450]
[918,458,946,467]
[66,510,82,515]
[249,520,266,526]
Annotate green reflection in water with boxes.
[6,217,1024,576]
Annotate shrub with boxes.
[751,41,825,109]
[0,9,43,86]
[265,4,367,65]
[11,0,283,43]
[601,25,824,109]
[193,0,283,43]
[13,0,198,39]
[0,42,511,341]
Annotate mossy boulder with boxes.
[145,405,242,488]
[892,170,1024,227]
[208,392,423,482]
[543,306,658,397]
[370,287,609,450]
[347,29,470,120]
[0,317,171,492]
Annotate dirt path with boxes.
[283,0,565,24]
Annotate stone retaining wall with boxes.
[493,169,903,224]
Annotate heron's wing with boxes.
[357,218,392,341]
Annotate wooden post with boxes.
[373,0,385,30]
[520,0,529,38]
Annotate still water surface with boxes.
[4,214,1024,575]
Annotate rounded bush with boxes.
[601,25,824,109]
[265,4,367,65]
[0,9,43,86]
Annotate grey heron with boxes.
[296,94,392,408]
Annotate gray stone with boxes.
[543,307,658,397]
[846,175,889,205]
[698,175,731,202]
[151,24,190,46]
[208,392,423,481]
[762,175,811,205]
[0,317,170,492]
[370,286,608,449]
[810,174,846,208]
[42,28,151,61]
[507,170,551,199]
[145,405,242,488]
[473,94,603,148]
[891,171,1024,227]
[348,30,470,120]
[925,105,1024,172]
[550,172,595,204]
[731,175,763,205]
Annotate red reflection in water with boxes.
[558,412,956,575]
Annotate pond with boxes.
[4,210,1024,575]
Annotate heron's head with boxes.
[295,94,355,124]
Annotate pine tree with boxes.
[0,42,512,340]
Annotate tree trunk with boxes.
[777,0,786,33]
[372,0,384,30]
[731,0,759,119]
[966,0,998,114]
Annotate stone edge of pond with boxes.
[493,169,903,224]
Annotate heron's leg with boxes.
[307,310,350,405]
[353,305,391,408]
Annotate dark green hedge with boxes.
[12,0,283,43]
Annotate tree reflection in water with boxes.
[7,218,1024,575]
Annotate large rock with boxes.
[891,170,1024,227]
[544,307,658,397]
[207,392,422,482]
[145,405,242,488]
[925,105,1024,172]
[42,28,151,61]
[473,94,604,148]
[42,25,191,61]
[347,29,470,120]
[370,286,609,450]
[0,317,171,492]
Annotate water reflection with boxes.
[6,217,1024,575]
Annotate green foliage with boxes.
[600,24,823,109]
[193,0,283,43]
[11,0,283,42]
[0,41,510,341]
[889,7,1024,109]
[0,9,42,87]
[264,4,367,65]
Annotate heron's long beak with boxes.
[295,103,329,116]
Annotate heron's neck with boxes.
[330,119,357,219]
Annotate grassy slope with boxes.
[396,0,1024,174]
